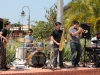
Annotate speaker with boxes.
[81,23,91,39]
[0,18,3,31]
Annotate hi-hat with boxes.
[16,37,30,43]
[91,40,100,43]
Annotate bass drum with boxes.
[27,51,46,67]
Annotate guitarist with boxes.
[0,21,11,71]
[51,22,65,69]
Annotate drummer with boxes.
[24,29,34,48]
[91,32,100,67]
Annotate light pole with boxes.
[21,6,30,29]
[18,18,23,31]
[18,18,23,37]
[57,0,63,65]
[57,0,63,26]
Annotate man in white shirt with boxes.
[91,32,100,67]
[91,32,100,47]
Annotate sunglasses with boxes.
[28,32,32,33]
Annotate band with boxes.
[0,19,100,71]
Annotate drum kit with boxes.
[12,37,54,69]
[85,39,100,67]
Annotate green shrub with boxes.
[6,40,23,63]
[6,44,16,63]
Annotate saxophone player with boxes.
[51,22,65,69]
[69,20,83,67]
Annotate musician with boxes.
[24,29,34,47]
[0,21,11,71]
[69,20,83,67]
[51,22,65,69]
[91,32,100,66]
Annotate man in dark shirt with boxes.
[51,22,65,69]
[0,21,11,71]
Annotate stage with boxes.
[0,63,100,75]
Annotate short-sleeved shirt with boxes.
[1,28,7,37]
[69,26,80,44]
[24,35,34,47]
[51,29,62,48]
[91,37,100,47]
[0,28,7,46]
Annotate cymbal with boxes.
[16,37,30,43]
[91,40,100,43]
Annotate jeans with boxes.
[93,52,97,65]
[53,48,63,67]
[70,42,82,66]
[0,46,6,69]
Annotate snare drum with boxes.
[27,51,46,67]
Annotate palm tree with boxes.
[63,0,100,36]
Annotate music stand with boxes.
[81,23,90,67]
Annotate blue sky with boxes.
[0,0,71,25]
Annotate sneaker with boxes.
[76,64,80,67]
[53,67,57,70]
[0,68,8,71]
[52,65,57,70]
[74,64,79,68]
[74,65,77,67]
[4,66,10,70]
[60,65,66,68]
[72,63,79,68]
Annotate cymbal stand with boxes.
[42,44,54,70]
[22,39,25,62]
[47,46,54,69]
[23,39,30,69]
[42,43,47,69]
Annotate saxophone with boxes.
[59,28,65,51]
